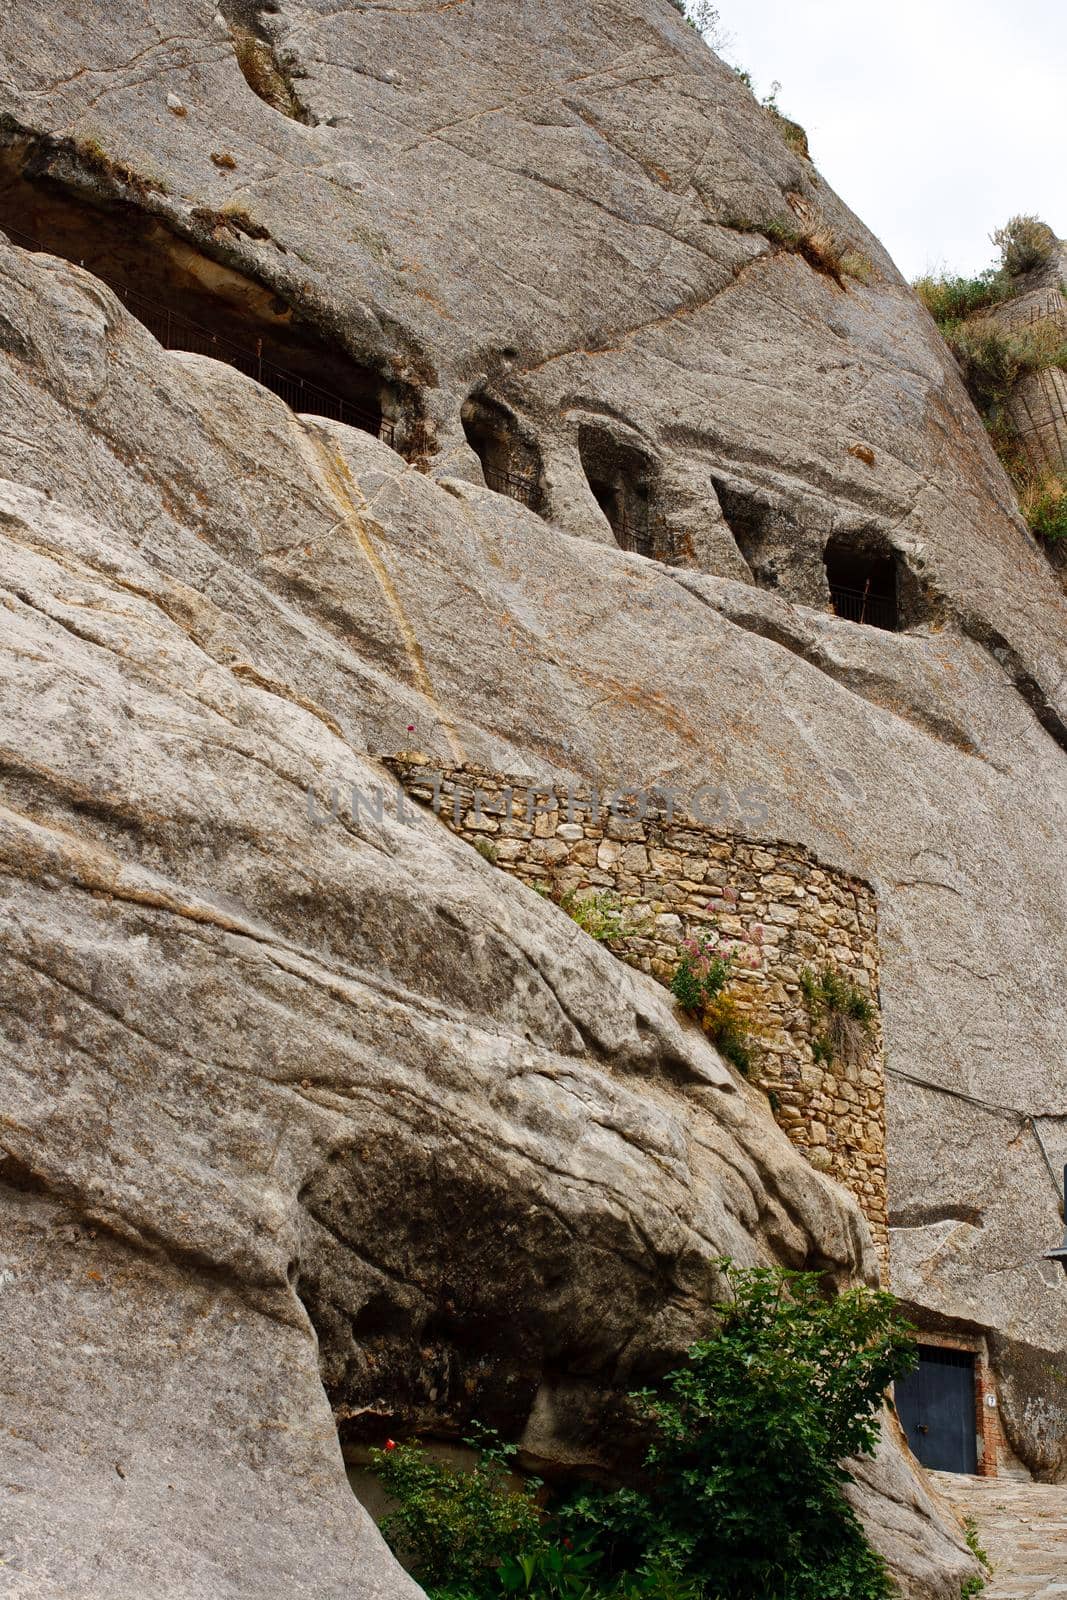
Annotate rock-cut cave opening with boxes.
[823,537,900,631]
[0,163,405,445]
[461,393,544,511]
[578,424,660,558]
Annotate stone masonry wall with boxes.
[385,760,888,1263]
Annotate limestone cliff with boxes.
[0,2,1064,1596]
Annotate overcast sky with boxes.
[710,0,1065,282]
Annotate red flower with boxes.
[406,725,415,733]
[384,1438,397,1451]
[563,1538,573,1550]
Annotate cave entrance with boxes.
[824,537,900,630]
[578,425,659,558]
[461,394,543,511]
[0,163,403,445]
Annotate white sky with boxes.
[712,0,1066,282]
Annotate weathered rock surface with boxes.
[0,0,1063,1593]
[0,455,964,1594]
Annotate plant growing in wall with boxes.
[799,965,875,1067]
[671,923,763,1075]
[558,889,649,945]
[670,931,737,1012]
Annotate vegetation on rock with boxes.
[371,1263,917,1600]
[991,215,1057,280]
[668,2,811,163]
[915,216,1066,544]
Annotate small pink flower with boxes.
[384,1439,397,1451]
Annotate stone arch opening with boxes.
[461,393,544,511]
[823,535,901,630]
[0,161,415,448]
[578,424,660,557]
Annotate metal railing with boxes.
[829,583,897,630]
[1,218,393,443]
[482,463,539,506]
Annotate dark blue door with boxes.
[894,1346,978,1473]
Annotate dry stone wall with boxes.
[992,250,1067,477]
[386,760,888,1262]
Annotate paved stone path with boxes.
[929,1473,1067,1598]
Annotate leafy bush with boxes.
[670,932,737,1012]
[912,218,1066,547]
[992,214,1057,279]
[800,966,875,1066]
[948,315,1067,412]
[370,1266,916,1600]
[370,1429,544,1595]
[915,268,1009,327]
[559,1263,917,1600]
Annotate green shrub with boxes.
[474,838,499,864]
[559,1263,917,1600]
[915,268,1009,327]
[912,222,1065,494]
[992,214,1057,278]
[670,934,735,1012]
[947,315,1067,412]
[370,1429,545,1595]
[800,966,875,1066]
[370,1267,917,1600]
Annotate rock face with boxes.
[0,449,963,1597]
[0,0,1063,1593]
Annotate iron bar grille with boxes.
[481,464,538,506]
[1,220,393,444]
[829,584,896,629]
